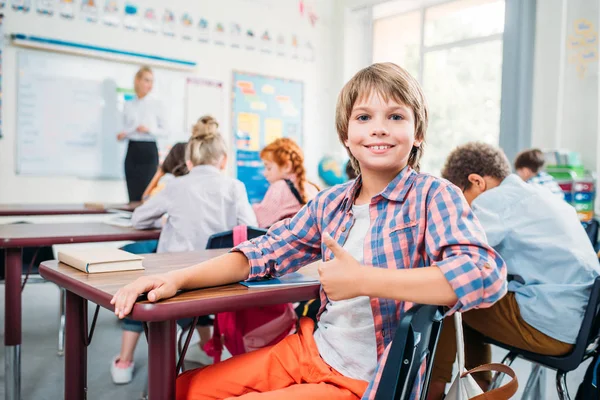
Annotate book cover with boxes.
[240,272,319,288]
[58,248,144,274]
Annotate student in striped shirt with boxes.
[111,62,507,400]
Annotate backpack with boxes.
[203,225,298,362]
[576,351,600,400]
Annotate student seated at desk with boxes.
[427,142,600,399]
[252,138,320,228]
[514,148,564,199]
[111,116,257,385]
[111,63,507,400]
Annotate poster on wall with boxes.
[230,23,242,48]
[232,71,303,203]
[276,34,286,57]
[103,0,120,27]
[11,0,30,12]
[244,28,256,50]
[291,34,299,59]
[260,31,272,54]
[162,9,176,36]
[181,13,193,40]
[213,22,226,46]
[142,8,157,33]
[123,2,139,30]
[197,18,209,43]
[36,0,54,16]
[80,0,98,22]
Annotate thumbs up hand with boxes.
[318,232,366,301]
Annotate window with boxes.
[373,0,505,175]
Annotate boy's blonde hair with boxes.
[186,116,226,166]
[335,62,429,172]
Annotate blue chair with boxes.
[487,277,600,400]
[374,305,444,400]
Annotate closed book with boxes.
[58,248,144,273]
[240,272,319,288]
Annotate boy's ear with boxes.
[467,173,486,192]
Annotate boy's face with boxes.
[345,92,420,178]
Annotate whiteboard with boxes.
[16,49,223,179]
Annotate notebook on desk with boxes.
[58,248,144,273]
[240,272,319,288]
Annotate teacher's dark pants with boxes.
[124,140,159,202]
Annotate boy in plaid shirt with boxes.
[112,63,507,400]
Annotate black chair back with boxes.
[206,227,268,249]
[374,305,444,400]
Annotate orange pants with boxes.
[176,318,369,400]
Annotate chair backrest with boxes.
[206,227,268,249]
[582,277,600,351]
[374,305,444,400]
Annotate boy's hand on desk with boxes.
[110,274,178,319]
[319,233,365,301]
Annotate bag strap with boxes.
[233,225,248,246]
[463,363,519,400]
[284,179,304,204]
[454,312,466,373]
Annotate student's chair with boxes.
[206,226,268,249]
[374,305,444,400]
[487,276,600,400]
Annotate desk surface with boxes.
[0,202,140,216]
[0,222,160,248]
[39,250,321,322]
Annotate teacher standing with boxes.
[117,66,165,202]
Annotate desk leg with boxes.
[148,321,176,400]
[5,247,22,400]
[65,291,87,400]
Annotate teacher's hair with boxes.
[135,66,153,80]
[186,117,226,166]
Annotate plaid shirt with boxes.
[234,166,507,400]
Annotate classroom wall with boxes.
[531,0,600,209]
[0,0,344,203]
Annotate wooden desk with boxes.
[39,251,321,400]
[0,202,140,216]
[0,222,160,400]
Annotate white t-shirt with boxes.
[313,203,378,381]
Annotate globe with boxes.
[318,156,347,186]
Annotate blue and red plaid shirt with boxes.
[234,166,507,399]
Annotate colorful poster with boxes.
[232,72,303,203]
[12,0,31,12]
[103,0,120,27]
[162,9,176,36]
[197,18,209,43]
[230,23,242,48]
[142,8,157,33]
[260,30,272,54]
[213,22,226,46]
[123,2,139,30]
[37,0,54,15]
[245,28,256,50]
[80,0,98,22]
[568,19,598,78]
[291,34,299,59]
[181,13,193,40]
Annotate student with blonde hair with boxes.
[110,117,257,384]
[111,63,506,399]
[117,66,167,202]
[252,137,320,227]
